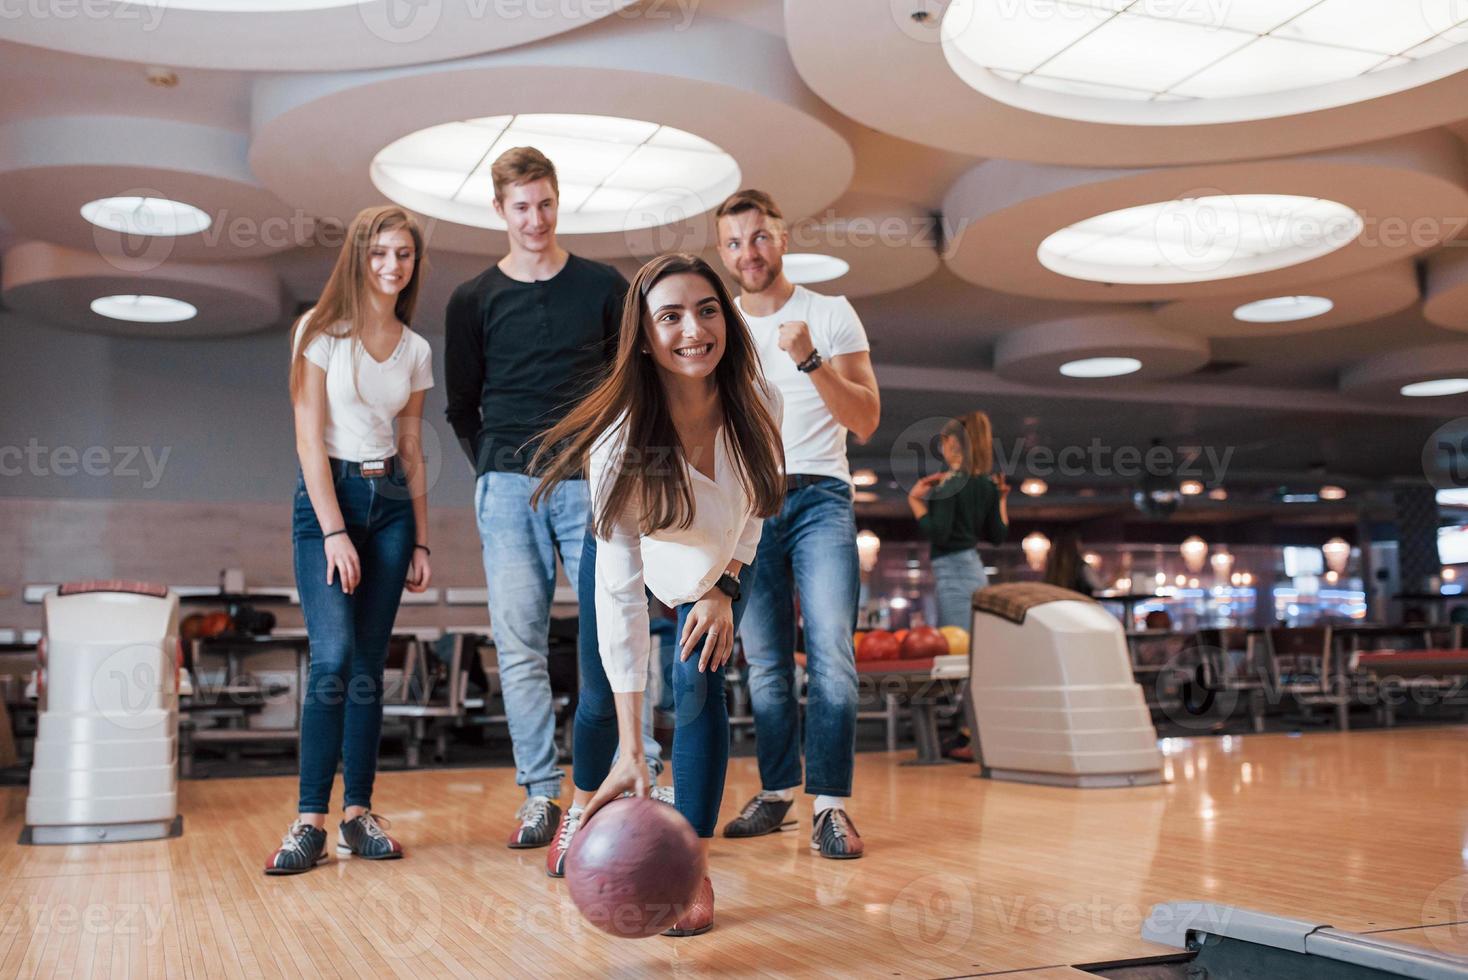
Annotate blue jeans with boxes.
[573,557,756,838]
[475,471,588,800]
[932,549,987,630]
[293,463,415,813]
[739,478,859,797]
[573,533,663,789]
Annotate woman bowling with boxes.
[266,205,434,875]
[531,252,784,935]
[907,411,1009,630]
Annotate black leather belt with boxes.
[785,474,829,491]
[330,456,396,479]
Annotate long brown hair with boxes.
[289,205,426,399]
[530,253,784,539]
[942,411,993,476]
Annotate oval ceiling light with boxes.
[1036,195,1362,286]
[1020,478,1048,496]
[90,294,198,323]
[783,253,851,284]
[1059,356,1142,378]
[80,196,212,237]
[371,113,741,236]
[1402,378,1468,397]
[1233,295,1335,323]
[941,0,1468,125]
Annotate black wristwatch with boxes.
[714,572,742,602]
[796,349,823,373]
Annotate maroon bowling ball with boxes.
[565,797,702,939]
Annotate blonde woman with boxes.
[267,206,434,875]
[907,412,1009,629]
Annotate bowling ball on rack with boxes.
[901,626,950,660]
[858,630,900,662]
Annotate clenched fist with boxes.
[777,320,816,364]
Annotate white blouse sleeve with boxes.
[588,425,651,693]
[732,382,784,566]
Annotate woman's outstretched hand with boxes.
[580,750,649,825]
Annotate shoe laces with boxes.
[280,819,316,853]
[517,795,553,825]
[819,808,849,841]
[354,812,391,842]
[557,809,582,851]
[651,785,675,805]
[738,796,766,820]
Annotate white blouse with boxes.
[589,385,783,693]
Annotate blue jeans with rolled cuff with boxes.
[475,471,590,801]
[293,461,415,814]
[572,534,755,838]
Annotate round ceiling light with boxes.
[80,196,212,237]
[941,0,1468,125]
[784,253,851,284]
[1059,356,1142,378]
[90,295,198,323]
[1402,378,1468,397]
[1036,195,1362,285]
[1233,295,1335,323]
[371,113,741,235]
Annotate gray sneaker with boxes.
[722,794,796,838]
[338,812,403,860]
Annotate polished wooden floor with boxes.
[1,727,1465,978]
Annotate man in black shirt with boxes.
[444,147,630,849]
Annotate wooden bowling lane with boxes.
[0,727,1465,978]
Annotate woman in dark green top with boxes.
[907,412,1009,629]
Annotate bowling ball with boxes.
[202,612,232,638]
[901,626,949,660]
[939,626,969,656]
[566,797,702,939]
[179,613,208,642]
[852,632,868,659]
[893,629,910,647]
[858,630,900,662]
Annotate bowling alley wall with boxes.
[0,309,485,632]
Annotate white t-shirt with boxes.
[294,316,435,463]
[736,285,870,485]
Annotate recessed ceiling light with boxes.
[81,196,211,237]
[784,253,850,284]
[1179,480,1204,496]
[852,468,878,487]
[941,0,1468,124]
[1233,295,1334,323]
[1402,378,1468,397]
[1059,356,1142,378]
[371,113,741,235]
[1020,478,1048,496]
[1208,487,1229,501]
[1037,195,1361,285]
[1319,484,1347,500]
[90,295,197,323]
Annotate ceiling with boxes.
[4,0,1468,489]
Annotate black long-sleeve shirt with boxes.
[917,471,1008,558]
[444,255,628,475]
